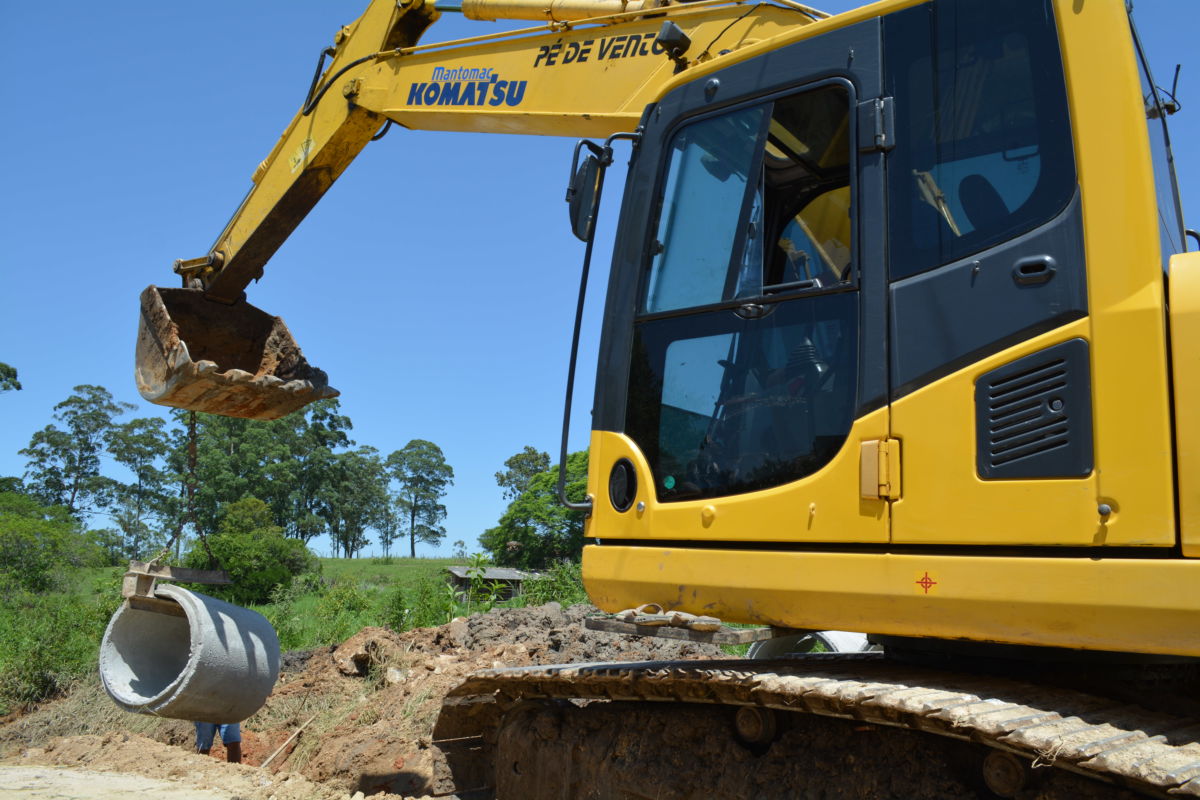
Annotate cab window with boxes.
[628,84,858,502]
[885,0,1075,281]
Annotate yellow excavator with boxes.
[138,0,1200,795]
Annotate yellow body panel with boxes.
[1053,0,1175,540]
[583,544,1200,656]
[587,411,890,545]
[892,321,1123,546]
[1171,251,1200,557]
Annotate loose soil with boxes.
[0,603,1140,799]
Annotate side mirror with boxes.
[567,154,603,242]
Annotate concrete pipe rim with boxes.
[99,584,206,715]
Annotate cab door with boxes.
[883,0,1175,547]
[588,19,892,545]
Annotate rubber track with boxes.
[438,654,1200,797]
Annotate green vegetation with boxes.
[0,569,122,716]
[522,560,589,606]
[6,385,472,566]
[387,439,454,558]
[0,362,20,393]
[0,492,103,594]
[183,497,319,605]
[5,384,592,573]
[259,554,587,651]
[318,555,459,587]
[0,383,598,715]
[480,449,588,569]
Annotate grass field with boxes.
[316,556,465,589]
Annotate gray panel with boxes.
[889,189,1087,398]
[592,19,886,432]
[975,338,1093,479]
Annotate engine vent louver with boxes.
[975,339,1093,480]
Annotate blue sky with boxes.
[0,1,1195,558]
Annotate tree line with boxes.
[1,370,588,573]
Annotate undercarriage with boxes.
[430,654,1200,798]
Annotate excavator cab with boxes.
[136,285,337,420]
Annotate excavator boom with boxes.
[137,0,820,418]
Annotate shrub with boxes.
[318,581,370,616]
[0,588,118,714]
[292,571,325,595]
[0,492,100,595]
[262,575,308,651]
[480,451,588,569]
[406,573,459,629]
[380,584,408,631]
[521,560,588,606]
[183,497,318,605]
[311,581,373,645]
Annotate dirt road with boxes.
[0,765,230,799]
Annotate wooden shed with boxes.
[444,566,541,601]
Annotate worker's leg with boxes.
[195,722,217,755]
[218,723,243,764]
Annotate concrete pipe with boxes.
[99,584,280,723]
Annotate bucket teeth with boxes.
[136,285,338,420]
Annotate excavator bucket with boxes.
[135,285,337,420]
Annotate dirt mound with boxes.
[265,603,725,796]
[1,603,725,798]
[322,602,723,677]
[453,602,727,663]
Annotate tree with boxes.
[375,496,403,559]
[90,527,125,566]
[106,416,172,559]
[178,412,282,536]
[20,385,132,517]
[492,445,551,555]
[264,399,353,543]
[387,439,454,558]
[318,447,388,558]
[495,446,550,500]
[182,497,318,605]
[480,450,588,569]
[174,399,353,542]
[0,363,20,393]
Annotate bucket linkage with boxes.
[121,559,231,617]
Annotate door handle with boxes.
[1013,255,1056,286]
